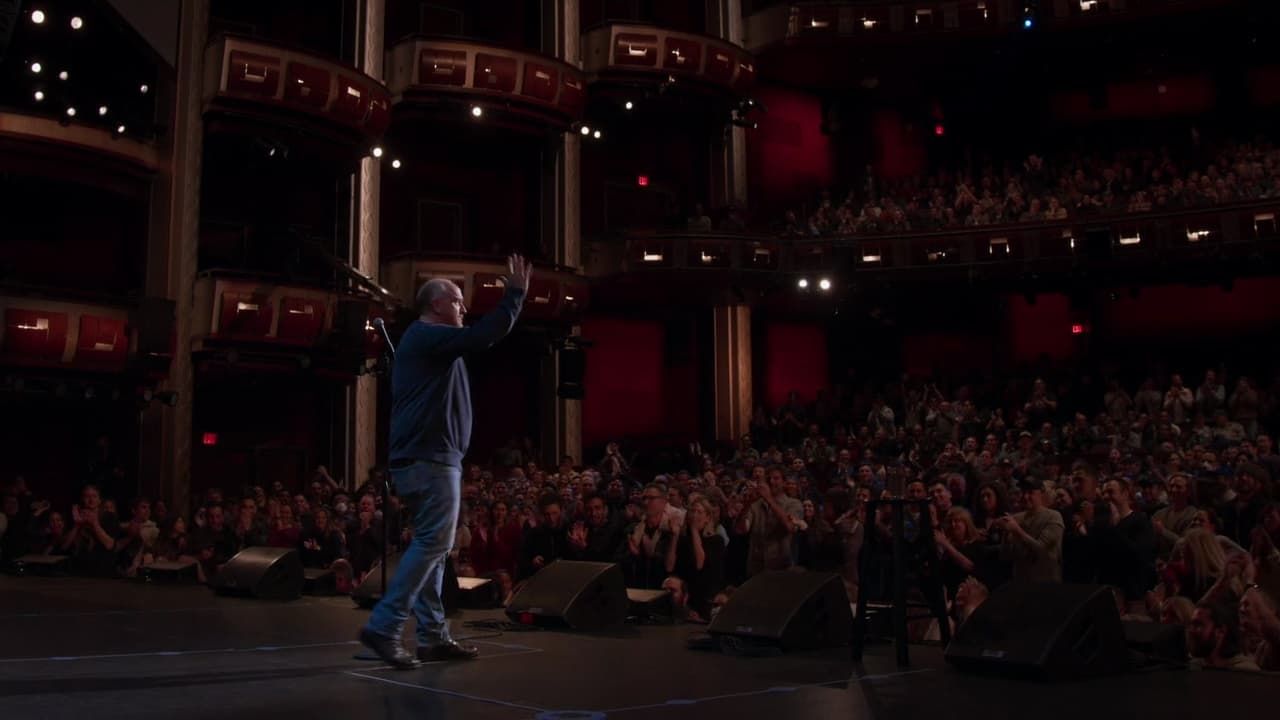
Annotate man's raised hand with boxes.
[507,253,533,291]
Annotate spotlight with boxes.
[70,16,84,30]
[31,10,45,24]
[1023,17,1033,28]
[819,278,832,291]
[579,125,591,136]
[33,90,44,101]
[624,100,634,110]
[30,61,42,74]
[391,159,402,169]
[797,278,809,289]
[58,70,68,80]
[371,146,383,157]
[115,124,126,135]
[592,130,602,139]
[139,84,149,94]
[471,105,483,117]
[98,105,109,116]
[65,106,76,117]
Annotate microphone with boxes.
[371,316,396,355]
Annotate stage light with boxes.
[471,105,483,117]
[116,124,126,134]
[371,146,383,157]
[58,70,68,80]
[202,432,218,446]
[391,159,402,169]
[98,105,109,116]
[797,278,809,289]
[580,125,591,136]
[636,175,649,187]
[30,61,42,74]
[1023,17,1033,28]
[33,90,44,101]
[934,123,945,137]
[592,130,602,139]
[71,16,84,30]
[65,106,76,117]
[1071,323,1085,335]
[624,101,634,110]
[819,278,832,291]
[140,84,149,94]
[31,10,45,24]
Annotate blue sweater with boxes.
[388,286,525,469]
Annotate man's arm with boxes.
[424,255,531,358]
[425,287,526,357]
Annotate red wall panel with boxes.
[581,316,667,448]
[1004,293,1077,365]
[762,322,828,410]
[747,85,834,216]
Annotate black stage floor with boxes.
[0,576,1273,720]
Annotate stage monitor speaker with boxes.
[945,582,1129,680]
[211,547,303,600]
[505,561,627,630]
[708,570,851,651]
[557,347,585,399]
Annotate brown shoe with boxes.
[359,628,420,670]
[416,640,479,662]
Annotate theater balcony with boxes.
[592,199,1280,301]
[746,0,1241,53]
[383,36,585,133]
[0,291,173,378]
[202,34,392,154]
[0,0,166,179]
[189,269,392,378]
[581,22,755,105]
[381,254,589,327]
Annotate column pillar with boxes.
[712,304,752,442]
[351,0,385,490]
[137,0,208,516]
[708,0,748,211]
[537,0,582,468]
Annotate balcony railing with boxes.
[582,23,755,96]
[597,200,1280,279]
[203,34,392,142]
[191,270,387,374]
[0,291,163,374]
[385,36,586,130]
[746,0,1240,51]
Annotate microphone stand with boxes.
[374,319,395,599]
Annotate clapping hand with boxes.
[507,253,533,291]
[569,522,588,548]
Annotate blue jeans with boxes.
[365,461,459,646]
